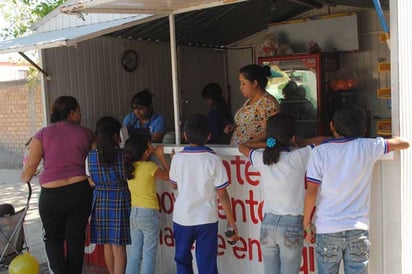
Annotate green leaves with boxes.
[0,0,65,40]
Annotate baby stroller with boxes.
[0,182,32,270]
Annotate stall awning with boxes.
[0,14,162,54]
[61,0,246,15]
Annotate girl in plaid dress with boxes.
[86,116,131,274]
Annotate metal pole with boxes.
[169,14,181,144]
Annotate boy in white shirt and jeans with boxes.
[304,106,409,274]
[169,114,238,274]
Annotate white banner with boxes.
[154,155,316,274]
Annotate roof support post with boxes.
[169,14,181,144]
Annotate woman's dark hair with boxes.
[124,134,151,179]
[50,96,79,123]
[184,113,210,146]
[201,82,223,101]
[332,106,366,137]
[201,82,233,123]
[263,113,296,165]
[131,89,153,107]
[95,116,121,166]
[239,64,271,90]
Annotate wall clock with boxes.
[122,49,138,72]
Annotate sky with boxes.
[0,12,27,61]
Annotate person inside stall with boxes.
[225,64,280,145]
[123,89,166,143]
[201,82,233,144]
[280,81,316,121]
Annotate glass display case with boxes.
[258,53,322,138]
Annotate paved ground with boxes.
[0,169,108,274]
[0,169,48,273]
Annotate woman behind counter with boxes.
[123,89,166,143]
[21,96,94,274]
[201,82,233,144]
[226,64,280,145]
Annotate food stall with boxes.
[0,0,411,273]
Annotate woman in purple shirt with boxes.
[21,96,94,274]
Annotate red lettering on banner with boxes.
[231,191,264,224]
[309,246,315,271]
[232,236,247,259]
[217,234,226,256]
[232,197,247,222]
[159,226,175,247]
[232,156,246,185]
[158,226,264,263]
[248,237,262,262]
[222,157,261,187]
[245,161,260,186]
[300,246,316,274]
[157,191,176,214]
[258,200,264,222]
[222,160,232,183]
[245,190,260,224]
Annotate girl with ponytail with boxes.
[238,113,319,274]
[86,116,131,274]
[123,134,169,274]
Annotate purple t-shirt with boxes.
[34,121,94,185]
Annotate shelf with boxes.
[378,62,391,72]
[379,32,390,43]
[376,119,392,136]
[377,88,391,99]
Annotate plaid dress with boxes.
[87,148,131,245]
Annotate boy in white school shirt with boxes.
[169,113,238,274]
[304,106,409,274]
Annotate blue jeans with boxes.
[260,213,303,274]
[173,222,218,274]
[126,207,159,274]
[315,230,370,274]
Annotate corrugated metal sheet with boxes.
[0,15,156,54]
[104,0,389,47]
[43,37,175,131]
[106,0,310,47]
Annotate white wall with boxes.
[392,1,412,273]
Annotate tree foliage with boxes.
[0,0,65,40]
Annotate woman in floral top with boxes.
[226,64,279,145]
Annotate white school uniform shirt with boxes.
[249,146,313,216]
[169,146,229,226]
[306,137,389,234]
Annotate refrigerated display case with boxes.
[258,53,322,138]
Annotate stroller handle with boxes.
[25,181,32,204]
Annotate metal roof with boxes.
[0,15,158,54]
[103,0,389,47]
[0,0,390,54]
[106,0,310,47]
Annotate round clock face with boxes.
[122,50,138,72]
